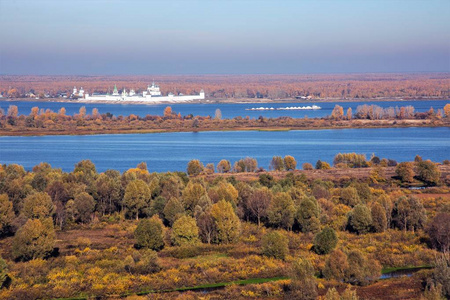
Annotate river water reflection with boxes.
[0,127,448,172]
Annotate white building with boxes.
[82,82,205,102]
[71,86,84,98]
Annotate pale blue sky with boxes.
[0,0,449,74]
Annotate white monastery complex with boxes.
[75,82,205,103]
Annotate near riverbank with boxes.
[1,117,448,137]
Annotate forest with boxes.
[0,103,449,136]
[1,73,449,100]
[0,153,449,299]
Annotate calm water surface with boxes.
[1,99,448,119]
[0,127,448,172]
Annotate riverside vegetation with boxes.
[1,73,449,100]
[0,103,449,136]
[0,153,449,299]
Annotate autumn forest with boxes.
[1,73,449,100]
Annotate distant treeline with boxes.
[1,73,449,99]
[0,104,449,135]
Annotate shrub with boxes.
[345,250,381,285]
[417,160,441,185]
[134,216,165,251]
[316,160,331,169]
[125,249,160,274]
[12,218,55,261]
[333,153,368,168]
[323,248,348,280]
[261,231,289,260]
[302,163,314,170]
[171,215,200,246]
[313,227,338,255]
[259,174,274,188]
[289,258,317,300]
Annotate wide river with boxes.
[1,99,448,119]
[0,127,448,173]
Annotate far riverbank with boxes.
[1,96,448,105]
[0,118,449,137]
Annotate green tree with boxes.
[171,215,200,246]
[267,192,296,230]
[187,159,204,176]
[74,192,95,223]
[182,182,207,213]
[371,202,387,233]
[313,227,338,255]
[261,231,289,260]
[258,173,274,188]
[395,162,415,183]
[163,197,185,225]
[393,196,426,232]
[340,187,360,207]
[208,182,238,205]
[284,155,297,171]
[73,159,98,185]
[124,179,151,220]
[134,216,165,251]
[296,197,320,233]
[22,191,55,219]
[210,200,240,244]
[0,255,8,288]
[348,204,372,234]
[149,195,167,219]
[95,170,123,215]
[417,160,441,185]
[0,194,14,235]
[12,218,55,260]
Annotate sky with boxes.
[0,0,449,75]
